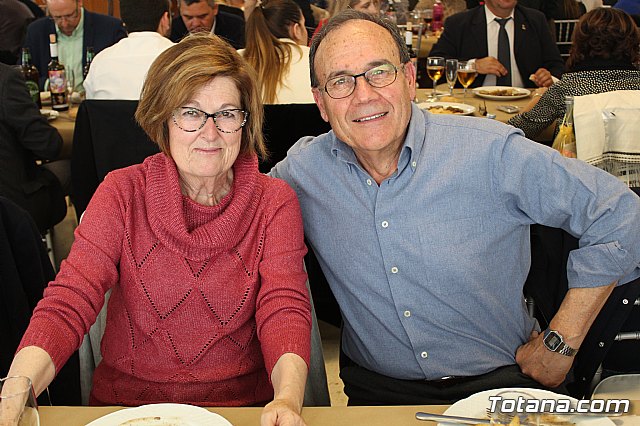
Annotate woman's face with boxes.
[352,0,380,15]
[169,76,243,185]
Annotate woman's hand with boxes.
[261,398,307,426]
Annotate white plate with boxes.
[40,109,59,121]
[473,86,531,100]
[418,101,476,115]
[438,387,615,426]
[85,403,233,426]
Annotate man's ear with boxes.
[402,61,417,100]
[312,88,329,123]
[211,3,219,15]
[158,12,171,37]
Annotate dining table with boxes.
[39,404,448,425]
[47,105,77,160]
[38,400,640,425]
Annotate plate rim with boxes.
[472,86,531,100]
[85,403,233,426]
[417,101,476,115]
[438,387,615,426]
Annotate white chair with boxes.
[553,19,579,59]
[78,270,331,406]
[591,374,640,399]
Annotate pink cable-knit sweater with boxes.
[19,153,311,406]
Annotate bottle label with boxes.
[48,70,66,94]
[25,80,40,103]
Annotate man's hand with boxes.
[515,330,573,387]
[261,398,307,426]
[530,68,554,88]
[475,57,508,77]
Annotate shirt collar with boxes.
[330,102,426,178]
[56,7,84,39]
[484,5,514,26]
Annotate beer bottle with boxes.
[552,96,577,158]
[83,46,95,80]
[47,33,69,112]
[20,47,41,108]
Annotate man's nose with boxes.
[352,75,378,101]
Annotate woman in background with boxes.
[240,0,314,104]
[508,7,640,141]
[311,0,380,41]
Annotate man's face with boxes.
[47,0,82,36]
[312,20,416,162]
[180,0,218,33]
[484,0,517,17]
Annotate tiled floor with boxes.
[51,203,349,406]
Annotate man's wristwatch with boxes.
[543,329,578,357]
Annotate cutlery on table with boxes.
[415,411,534,425]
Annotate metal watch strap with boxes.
[557,342,578,356]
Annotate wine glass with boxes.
[426,56,444,101]
[457,60,477,99]
[445,59,458,96]
[66,69,75,106]
[0,376,39,426]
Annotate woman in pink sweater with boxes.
[6,34,312,425]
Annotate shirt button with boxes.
[381,220,389,228]
[366,179,372,186]
[421,351,428,359]
[404,310,411,317]
[412,161,417,168]
[391,266,398,274]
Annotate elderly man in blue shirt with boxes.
[270,10,640,405]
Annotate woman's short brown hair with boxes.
[136,33,266,160]
[566,7,640,71]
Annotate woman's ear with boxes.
[289,21,308,45]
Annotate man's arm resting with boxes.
[515,282,616,387]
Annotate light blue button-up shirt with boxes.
[271,103,640,380]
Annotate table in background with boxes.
[40,405,449,425]
[50,107,77,160]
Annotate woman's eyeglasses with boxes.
[172,107,248,133]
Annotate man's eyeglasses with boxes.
[49,2,79,23]
[172,107,248,133]
[321,63,401,99]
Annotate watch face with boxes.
[544,331,562,350]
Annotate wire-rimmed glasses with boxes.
[48,0,79,23]
[445,59,458,96]
[321,63,399,99]
[426,56,444,101]
[172,107,248,133]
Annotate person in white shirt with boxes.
[83,0,174,100]
[239,0,314,104]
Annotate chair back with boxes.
[553,19,579,60]
[259,103,331,173]
[70,100,160,219]
[78,264,331,406]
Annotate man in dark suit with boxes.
[429,0,564,88]
[0,63,67,232]
[23,0,127,89]
[170,0,245,49]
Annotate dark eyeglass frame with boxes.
[321,63,401,99]
[172,107,248,134]
[49,1,80,23]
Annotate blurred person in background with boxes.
[0,0,35,65]
[311,0,380,41]
[4,34,311,426]
[240,0,314,104]
[430,0,564,88]
[0,62,67,232]
[22,0,126,91]
[83,0,174,100]
[170,0,246,48]
[508,7,640,141]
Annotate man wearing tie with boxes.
[429,0,564,88]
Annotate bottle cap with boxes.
[49,33,56,44]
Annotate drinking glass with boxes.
[445,59,458,96]
[426,56,444,101]
[457,60,477,99]
[422,8,433,33]
[0,376,39,426]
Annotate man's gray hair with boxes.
[309,10,410,88]
[180,0,216,8]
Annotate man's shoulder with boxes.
[514,4,548,23]
[84,9,124,28]
[26,15,53,35]
[216,10,245,26]
[445,5,483,26]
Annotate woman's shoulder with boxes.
[102,153,163,192]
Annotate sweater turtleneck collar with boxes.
[145,153,262,260]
